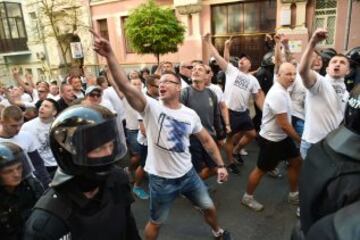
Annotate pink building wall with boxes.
[90,0,360,67]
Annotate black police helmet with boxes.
[320,48,337,61]
[344,85,360,134]
[261,51,275,67]
[50,105,127,179]
[0,142,32,182]
[346,46,360,66]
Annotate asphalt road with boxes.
[131,142,298,240]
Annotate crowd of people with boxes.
[0,27,359,240]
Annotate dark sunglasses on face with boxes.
[183,66,193,70]
[89,92,101,98]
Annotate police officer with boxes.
[0,142,43,240]
[292,85,360,239]
[345,46,360,92]
[24,105,141,240]
[253,51,275,131]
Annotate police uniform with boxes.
[299,126,360,234]
[24,168,140,240]
[23,105,140,240]
[0,177,43,240]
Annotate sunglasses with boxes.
[89,92,101,98]
[183,66,193,70]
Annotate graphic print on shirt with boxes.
[234,74,249,90]
[156,113,190,152]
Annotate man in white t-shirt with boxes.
[203,34,265,174]
[0,106,51,187]
[91,29,231,240]
[298,29,350,159]
[21,98,59,177]
[241,63,302,212]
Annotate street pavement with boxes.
[131,141,298,240]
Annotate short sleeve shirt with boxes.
[141,97,203,178]
[224,64,261,112]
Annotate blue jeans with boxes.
[148,168,214,224]
[300,139,313,160]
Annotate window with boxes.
[313,0,337,46]
[121,17,135,53]
[97,19,109,40]
[211,0,276,69]
[0,2,28,53]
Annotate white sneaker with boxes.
[239,149,248,156]
[241,195,264,212]
[288,192,299,205]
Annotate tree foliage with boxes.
[32,0,88,72]
[125,0,186,63]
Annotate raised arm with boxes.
[12,68,34,94]
[203,33,228,72]
[274,34,283,74]
[299,28,327,89]
[223,36,233,62]
[90,29,146,112]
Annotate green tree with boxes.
[125,0,186,64]
[30,0,88,73]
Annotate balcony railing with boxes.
[0,37,28,54]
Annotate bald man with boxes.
[241,63,302,212]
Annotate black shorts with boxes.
[138,143,148,168]
[257,136,300,172]
[189,136,217,172]
[229,109,255,134]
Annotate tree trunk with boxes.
[156,53,160,65]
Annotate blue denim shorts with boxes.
[148,168,214,224]
[125,129,140,154]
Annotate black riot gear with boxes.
[49,105,127,186]
[0,142,43,240]
[346,46,360,66]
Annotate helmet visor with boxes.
[54,118,127,166]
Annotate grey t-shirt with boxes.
[181,86,220,137]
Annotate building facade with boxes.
[0,0,97,86]
[90,0,360,70]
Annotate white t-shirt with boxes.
[141,97,203,178]
[21,93,33,103]
[123,98,139,130]
[21,118,57,167]
[288,73,306,120]
[224,64,261,112]
[137,113,147,146]
[207,83,224,103]
[103,87,126,121]
[0,131,40,172]
[47,93,61,101]
[302,73,349,144]
[181,78,189,89]
[260,82,292,142]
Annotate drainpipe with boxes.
[344,0,352,51]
